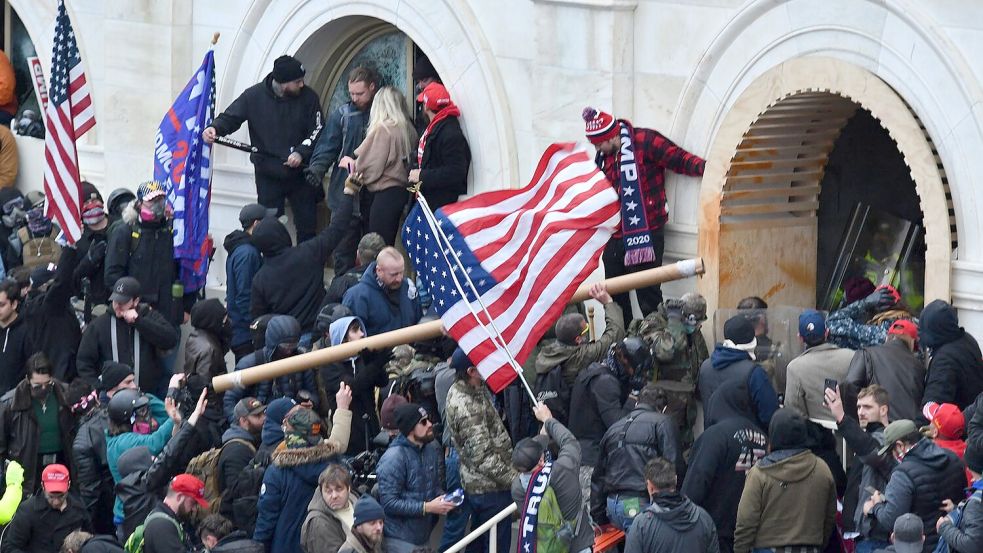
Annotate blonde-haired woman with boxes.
[338,86,417,245]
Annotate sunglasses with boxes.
[417,417,433,427]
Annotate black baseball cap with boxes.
[239,203,275,227]
[110,277,141,303]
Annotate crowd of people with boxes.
[0,50,979,553]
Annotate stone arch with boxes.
[694,57,952,311]
[215,0,518,192]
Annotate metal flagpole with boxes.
[413,187,539,404]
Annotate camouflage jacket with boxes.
[828,302,914,350]
[629,305,709,389]
[383,344,442,380]
[445,379,516,494]
[534,302,625,386]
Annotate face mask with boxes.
[30,384,50,401]
[684,323,698,335]
[139,202,165,223]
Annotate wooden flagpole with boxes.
[212,258,704,392]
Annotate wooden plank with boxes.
[728,157,828,173]
[725,170,824,185]
[747,119,851,133]
[744,127,846,139]
[731,144,835,160]
[722,184,822,201]
[721,200,820,216]
[720,215,817,231]
[753,111,857,125]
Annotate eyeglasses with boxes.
[30,381,52,391]
[417,418,433,427]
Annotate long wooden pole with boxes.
[212,258,704,392]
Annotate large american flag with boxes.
[403,143,620,392]
[43,0,95,243]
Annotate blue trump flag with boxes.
[153,49,216,292]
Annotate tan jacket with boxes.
[734,449,837,552]
[0,125,18,188]
[353,123,416,193]
[784,342,854,421]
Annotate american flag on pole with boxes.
[43,0,95,244]
[403,143,620,392]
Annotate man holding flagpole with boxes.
[582,107,705,322]
[43,0,95,244]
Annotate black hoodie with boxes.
[0,313,31,394]
[624,492,719,553]
[920,300,983,409]
[682,382,767,548]
[250,199,352,332]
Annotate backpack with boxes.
[933,487,982,553]
[124,511,183,553]
[186,438,255,514]
[223,450,271,536]
[534,362,570,425]
[536,483,583,553]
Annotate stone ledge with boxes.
[534,0,637,11]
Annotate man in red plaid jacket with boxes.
[583,106,706,322]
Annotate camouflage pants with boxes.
[579,465,595,525]
[653,384,697,450]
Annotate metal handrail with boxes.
[443,501,517,553]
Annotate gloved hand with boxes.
[5,460,24,487]
[304,166,325,188]
[664,298,684,321]
[87,240,108,263]
[861,287,897,312]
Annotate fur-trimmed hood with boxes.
[271,439,345,468]
[121,199,139,225]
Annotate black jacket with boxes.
[592,404,684,522]
[317,353,386,455]
[682,415,766,546]
[0,379,74,492]
[835,417,893,540]
[76,306,179,393]
[217,425,259,498]
[104,211,182,326]
[21,246,81,381]
[116,421,198,539]
[184,300,229,429]
[323,264,368,305]
[73,226,110,310]
[210,74,321,180]
[871,438,967,552]
[211,532,264,553]
[72,406,114,534]
[78,535,125,553]
[845,339,925,423]
[143,502,191,553]
[2,494,91,553]
[0,315,31,395]
[250,198,353,331]
[624,492,719,553]
[418,116,470,207]
[920,301,983,410]
[568,362,628,466]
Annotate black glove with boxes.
[861,287,897,312]
[664,298,684,321]
[87,240,108,263]
[304,166,325,188]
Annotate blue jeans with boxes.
[606,494,650,532]
[855,539,890,553]
[467,490,513,553]
[439,449,472,551]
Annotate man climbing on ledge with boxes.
[582,106,706,322]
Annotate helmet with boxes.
[613,337,653,378]
[107,388,149,425]
[106,188,136,215]
[315,303,352,334]
[680,292,707,323]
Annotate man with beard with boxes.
[375,402,451,551]
[0,278,31,394]
[2,464,91,553]
[204,55,322,243]
[223,204,270,362]
[338,496,386,553]
[343,247,422,337]
[217,397,265,518]
[184,298,232,448]
[0,353,74,493]
[142,474,209,553]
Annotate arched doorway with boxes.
[698,57,954,312]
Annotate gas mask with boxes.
[2,198,25,229]
[131,406,159,434]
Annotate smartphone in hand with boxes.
[824,378,838,394]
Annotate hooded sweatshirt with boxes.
[224,229,262,348]
[250,207,353,332]
[319,316,383,455]
[733,449,837,552]
[534,302,625,386]
[259,315,318,408]
[185,298,229,426]
[0,314,31,394]
[698,346,778,430]
[624,492,719,553]
[300,490,356,553]
[920,300,983,409]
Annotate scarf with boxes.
[616,122,656,266]
[417,104,462,167]
[518,461,553,553]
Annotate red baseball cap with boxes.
[923,402,965,439]
[170,474,209,507]
[416,82,452,112]
[888,319,918,341]
[41,464,70,493]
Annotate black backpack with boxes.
[221,449,270,536]
[534,362,570,425]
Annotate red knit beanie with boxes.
[583,106,618,144]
